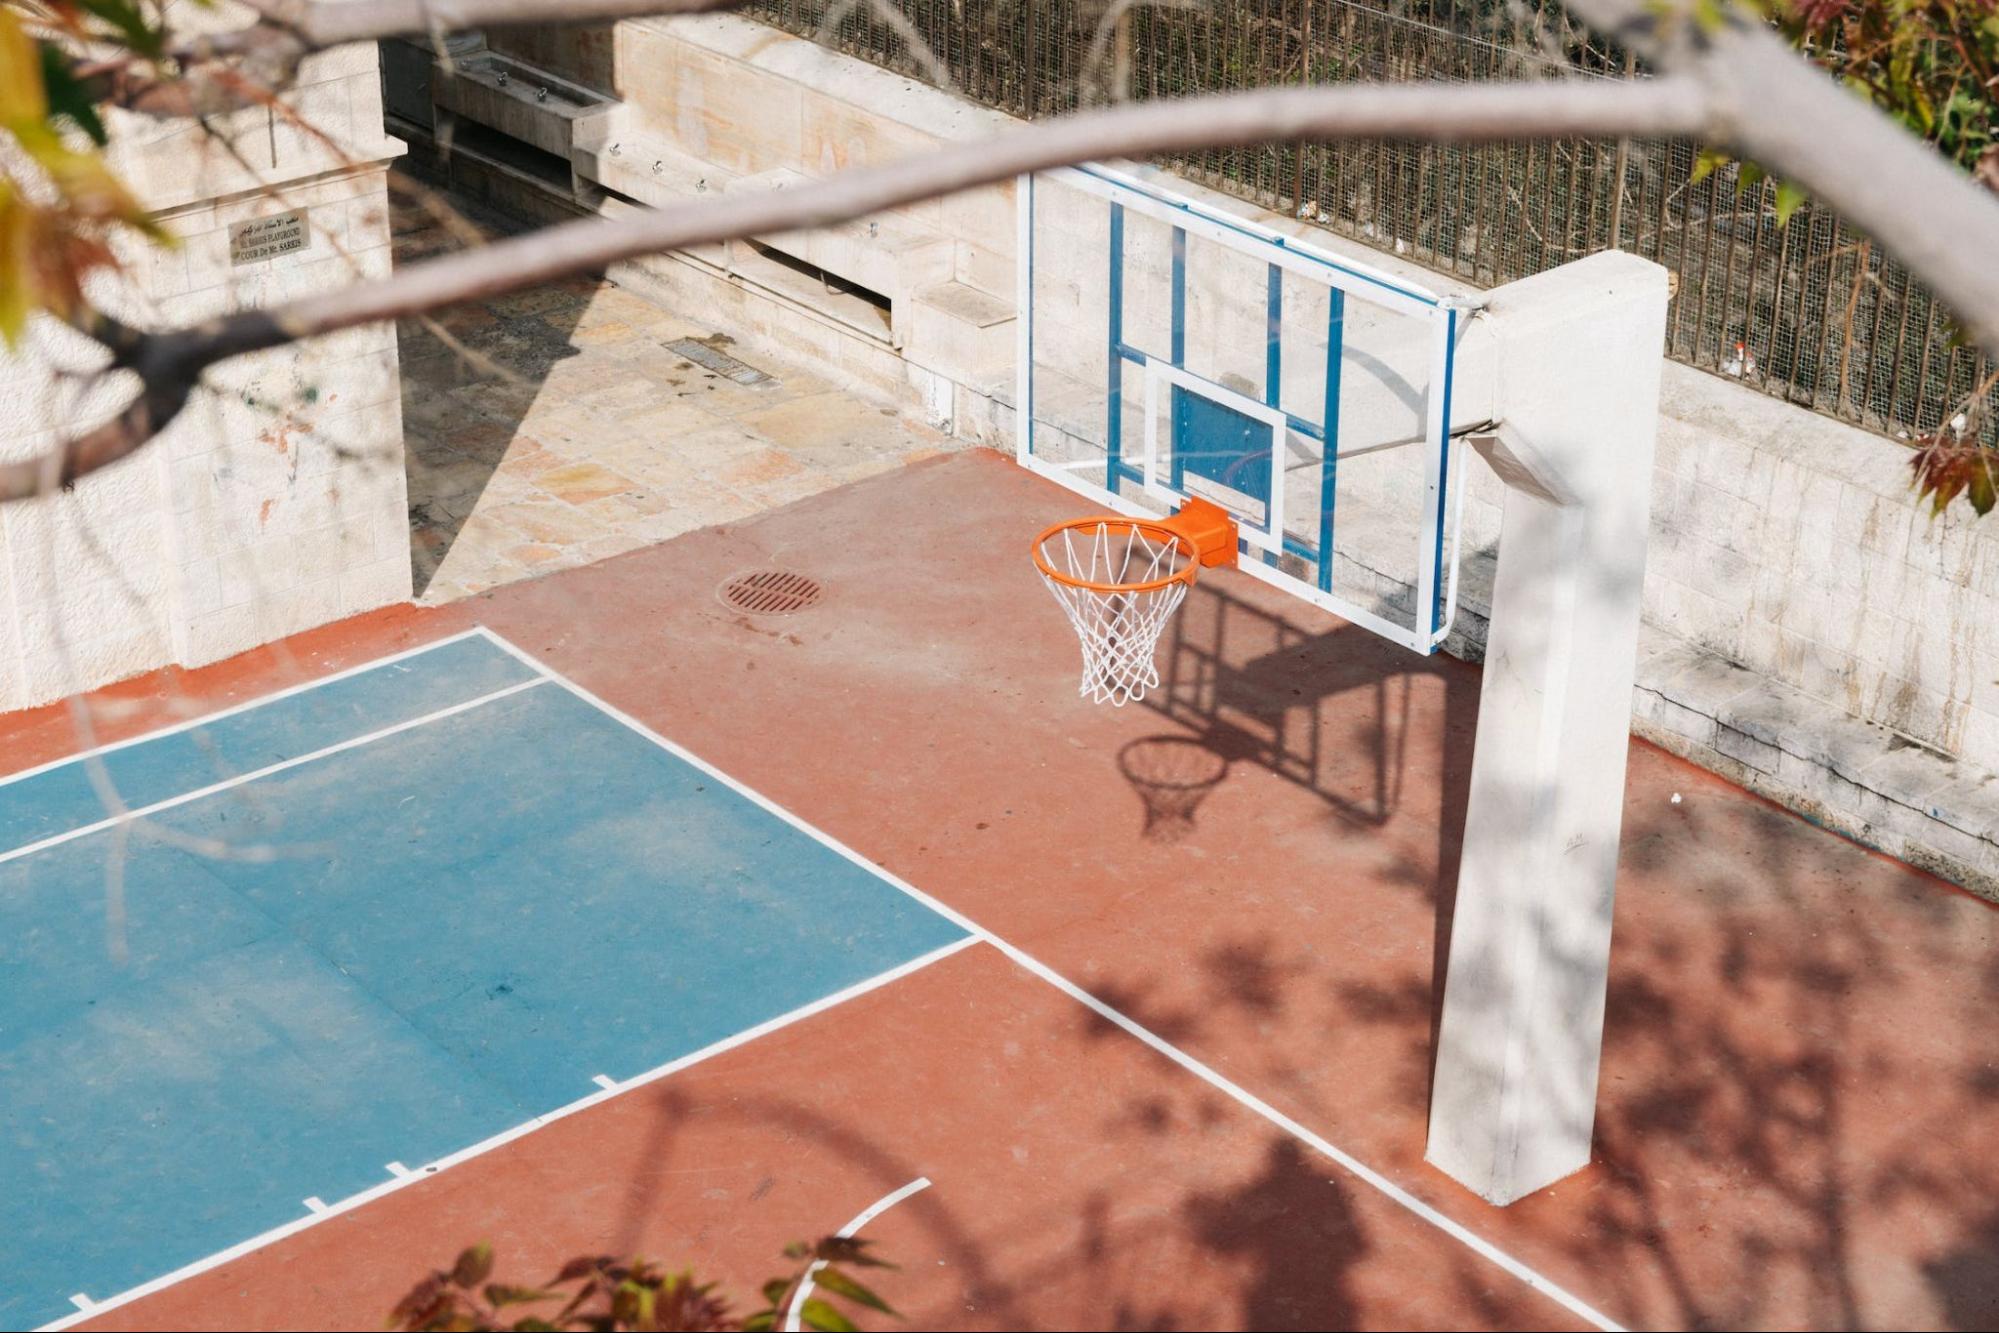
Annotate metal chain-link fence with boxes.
[748,0,1998,448]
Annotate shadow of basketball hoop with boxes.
[1119,735,1232,843]
[1144,579,1436,832]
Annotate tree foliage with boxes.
[1773,0,1999,187]
[0,4,169,344]
[388,1238,897,1333]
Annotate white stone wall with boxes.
[0,41,409,711]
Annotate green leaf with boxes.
[762,1278,795,1305]
[484,1284,561,1307]
[1773,180,1808,227]
[743,1315,777,1332]
[811,1268,895,1316]
[0,10,46,123]
[38,44,106,146]
[1970,457,1997,516]
[1688,148,1730,186]
[76,0,162,59]
[797,1298,860,1332]
[1734,161,1767,195]
[449,1243,494,1290]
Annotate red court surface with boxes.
[9,450,1995,1331]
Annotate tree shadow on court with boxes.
[1107,566,1998,1330]
[592,1039,1378,1328]
[1176,1138,1368,1330]
[599,1086,1039,1330]
[1135,572,1481,1115]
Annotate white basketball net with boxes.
[1036,520,1195,706]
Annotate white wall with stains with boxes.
[0,43,409,711]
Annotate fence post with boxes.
[1024,0,1038,115]
[1293,1,1312,214]
[1605,52,1636,248]
[1114,7,1133,101]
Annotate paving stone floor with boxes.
[393,203,958,603]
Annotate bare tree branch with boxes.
[3,75,1709,502]
[20,0,1999,506]
[181,0,742,64]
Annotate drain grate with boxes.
[666,337,772,385]
[718,569,823,615]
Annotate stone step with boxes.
[431,50,608,159]
[720,168,955,310]
[572,108,737,206]
[904,280,1015,383]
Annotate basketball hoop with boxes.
[1032,498,1237,706]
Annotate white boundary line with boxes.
[36,936,977,1332]
[784,1177,931,1333]
[0,678,551,866]
[0,628,494,791]
[477,628,1626,1333]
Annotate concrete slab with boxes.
[391,202,957,606]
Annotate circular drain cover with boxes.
[718,569,823,615]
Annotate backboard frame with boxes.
[1015,163,1470,656]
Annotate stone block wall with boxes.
[0,39,410,711]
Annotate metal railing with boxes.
[748,0,1997,448]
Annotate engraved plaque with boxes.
[229,210,311,265]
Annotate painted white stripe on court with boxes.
[479,628,1627,1333]
[32,936,976,1333]
[784,1177,931,1333]
[0,677,549,865]
[0,628,492,791]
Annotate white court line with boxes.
[478,627,1627,1333]
[784,1177,931,1333]
[0,628,494,791]
[34,936,976,1333]
[0,678,549,866]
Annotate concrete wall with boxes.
[404,12,1999,895]
[0,39,410,711]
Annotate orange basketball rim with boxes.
[1030,498,1237,707]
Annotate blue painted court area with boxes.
[0,631,966,1329]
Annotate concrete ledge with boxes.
[1634,629,1999,901]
